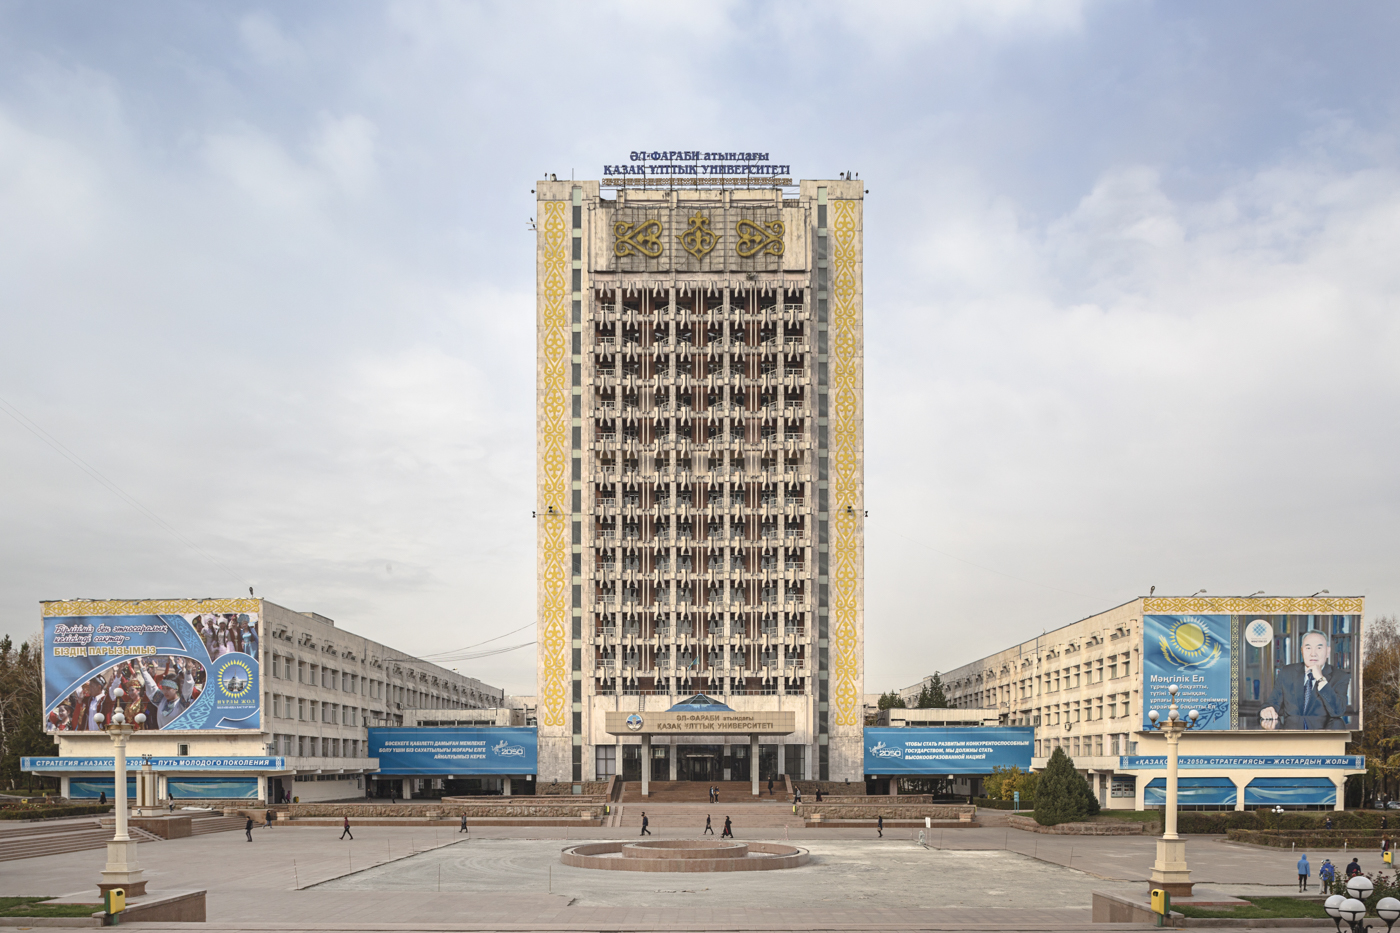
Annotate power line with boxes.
[0,393,248,588]
[416,621,535,660]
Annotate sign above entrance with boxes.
[601,151,793,188]
[604,710,795,736]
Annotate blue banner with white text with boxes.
[863,727,1033,775]
[368,727,537,775]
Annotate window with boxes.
[273,696,283,718]
[596,745,617,780]
[177,743,190,757]
[298,699,306,721]
[298,661,307,683]
[1094,735,1103,757]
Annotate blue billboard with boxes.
[863,727,1033,775]
[1142,614,1232,730]
[368,727,537,775]
[42,601,261,733]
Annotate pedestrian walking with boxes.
[245,816,254,842]
[878,815,884,838]
[265,808,274,828]
[340,815,353,840]
[704,815,714,835]
[99,791,107,805]
[768,777,775,796]
[1297,853,1310,891]
[1325,816,1334,829]
[459,814,469,834]
[721,816,733,838]
[1320,859,1337,892]
[641,812,651,836]
[1346,857,1362,878]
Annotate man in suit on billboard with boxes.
[1259,630,1346,730]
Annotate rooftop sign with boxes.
[602,151,793,188]
[604,710,796,735]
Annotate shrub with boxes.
[0,804,111,821]
[1034,747,1098,825]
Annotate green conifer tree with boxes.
[1033,746,1097,825]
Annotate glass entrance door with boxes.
[678,744,722,781]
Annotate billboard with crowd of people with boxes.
[41,599,262,733]
[1142,609,1362,731]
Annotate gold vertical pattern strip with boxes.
[829,198,862,728]
[537,199,571,730]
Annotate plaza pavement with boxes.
[0,804,1365,931]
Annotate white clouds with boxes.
[0,2,1397,697]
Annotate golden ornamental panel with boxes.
[828,198,862,728]
[676,212,718,261]
[42,598,261,617]
[537,199,572,730]
[735,218,785,258]
[1143,596,1364,615]
[613,218,663,258]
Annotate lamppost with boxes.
[1146,683,1201,897]
[93,690,148,897]
[1325,875,1400,933]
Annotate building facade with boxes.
[534,177,866,785]
[904,596,1365,809]
[32,598,503,803]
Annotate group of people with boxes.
[196,612,258,661]
[47,656,203,732]
[1297,854,1366,891]
[638,811,733,838]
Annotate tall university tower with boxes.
[534,169,864,787]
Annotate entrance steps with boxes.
[620,781,783,803]
[617,802,805,830]
[0,821,162,862]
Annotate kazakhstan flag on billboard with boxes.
[1142,614,1232,730]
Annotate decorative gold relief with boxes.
[676,212,718,260]
[828,199,862,729]
[537,199,572,731]
[613,218,664,258]
[43,598,260,617]
[1143,596,1363,615]
[735,218,785,257]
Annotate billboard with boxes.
[42,599,261,733]
[368,727,538,775]
[1142,609,1361,731]
[863,727,1034,775]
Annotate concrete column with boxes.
[668,743,677,781]
[641,734,651,797]
[402,777,412,799]
[1332,775,1346,811]
[257,774,268,804]
[777,744,786,779]
[1232,776,1247,811]
[503,777,512,797]
[751,734,760,796]
[60,776,70,799]
[889,777,898,796]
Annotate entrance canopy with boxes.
[668,694,733,712]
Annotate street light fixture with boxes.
[97,691,147,898]
[1145,683,1201,897]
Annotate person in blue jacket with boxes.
[1297,853,1311,892]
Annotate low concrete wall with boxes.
[112,890,206,924]
[808,795,936,805]
[1092,891,1176,924]
[0,918,101,928]
[562,841,808,873]
[1009,814,1146,835]
[272,801,602,819]
[129,815,192,839]
[800,804,975,820]
[538,781,610,795]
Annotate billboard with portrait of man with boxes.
[1142,605,1361,732]
[41,598,262,733]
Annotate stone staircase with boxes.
[619,781,784,803]
[0,819,162,863]
[189,814,247,836]
[617,802,805,831]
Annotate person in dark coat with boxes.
[340,815,353,840]
[640,811,651,836]
[878,815,884,838]
[721,816,733,838]
[768,777,775,796]
[99,791,107,805]
[1346,857,1362,878]
[1258,631,1347,730]
[459,814,469,834]
[245,816,254,842]
[704,814,714,835]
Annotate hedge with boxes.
[0,804,112,821]
[1177,811,1390,834]
[1229,829,1392,848]
[973,797,1022,810]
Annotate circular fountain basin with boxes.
[562,839,808,872]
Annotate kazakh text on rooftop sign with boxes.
[604,710,796,735]
[602,151,792,187]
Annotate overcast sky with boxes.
[1,2,1397,697]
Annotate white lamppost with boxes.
[95,692,148,897]
[1146,683,1200,897]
